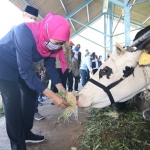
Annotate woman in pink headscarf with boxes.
[0,13,70,150]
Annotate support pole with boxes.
[124,0,131,46]
[104,13,107,60]
[108,2,113,52]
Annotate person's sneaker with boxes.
[143,109,150,120]
[38,96,43,102]
[25,131,44,143]
[34,112,44,121]
[42,95,48,100]
[75,90,79,93]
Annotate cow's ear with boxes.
[115,42,125,55]
[106,49,112,56]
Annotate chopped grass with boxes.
[58,91,78,122]
[78,102,150,150]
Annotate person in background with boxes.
[23,5,44,121]
[74,44,81,52]
[74,44,82,83]
[72,51,81,92]
[51,42,72,93]
[38,67,49,102]
[67,41,75,92]
[33,61,45,120]
[69,40,75,49]
[80,49,92,86]
[98,55,103,67]
[0,12,70,150]
[78,51,82,83]
[84,50,90,82]
[73,44,81,60]
[23,5,38,22]
[91,52,99,74]
[37,65,45,103]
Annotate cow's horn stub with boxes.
[106,49,112,56]
[115,42,125,54]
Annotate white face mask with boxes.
[44,16,64,50]
[24,17,35,22]
[44,41,62,50]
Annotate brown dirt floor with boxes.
[26,98,88,150]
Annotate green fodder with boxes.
[58,92,78,122]
[78,103,150,150]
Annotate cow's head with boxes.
[78,43,144,109]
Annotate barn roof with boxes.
[9,0,150,38]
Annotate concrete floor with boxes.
[0,117,9,150]
[0,102,87,150]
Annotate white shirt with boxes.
[80,55,92,72]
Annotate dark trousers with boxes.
[67,71,73,91]
[92,69,98,75]
[87,69,90,81]
[52,68,69,93]
[0,77,37,150]
[80,69,88,86]
[74,76,80,91]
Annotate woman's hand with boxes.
[43,88,68,109]
[55,83,67,94]
[51,93,68,108]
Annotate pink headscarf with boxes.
[25,13,70,73]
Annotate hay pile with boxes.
[78,103,150,150]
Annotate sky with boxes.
[0,0,139,60]
[0,0,23,38]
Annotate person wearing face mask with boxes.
[80,49,92,86]
[23,5,45,121]
[73,44,81,59]
[0,13,70,150]
[74,44,80,52]
[23,5,38,22]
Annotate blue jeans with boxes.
[80,69,88,86]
